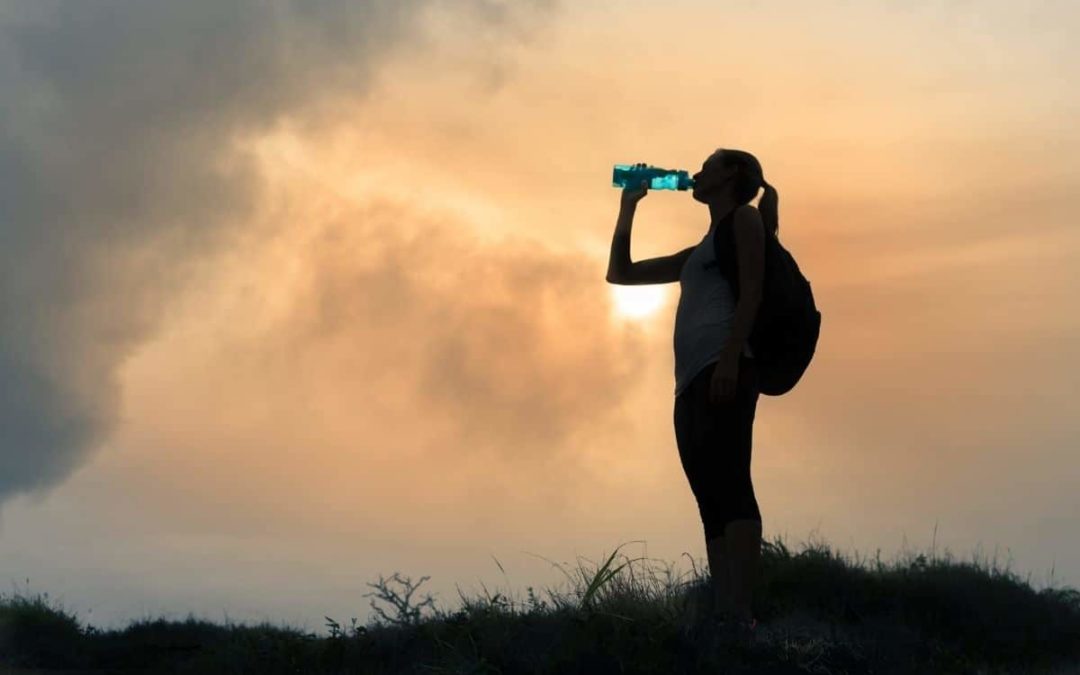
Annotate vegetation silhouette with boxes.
[3,532,1078,674]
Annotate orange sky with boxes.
[1,0,1078,632]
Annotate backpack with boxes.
[707,206,822,396]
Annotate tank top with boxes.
[672,220,753,398]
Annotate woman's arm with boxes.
[605,202,637,283]
[721,206,766,357]
[606,201,695,285]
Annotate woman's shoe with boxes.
[723,616,758,644]
[684,613,756,655]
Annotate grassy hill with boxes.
[2,533,1078,674]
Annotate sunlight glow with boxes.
[610,285,667,320]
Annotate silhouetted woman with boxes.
[605,148,778,633]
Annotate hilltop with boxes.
[2,534,1078,674]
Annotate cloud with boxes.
[271,199,647,463]
[96,178,654,541]
[0,0,553,505]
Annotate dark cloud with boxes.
[0,0,552,504]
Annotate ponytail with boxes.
[758,179,779,238]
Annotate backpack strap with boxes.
[707,207,741,302]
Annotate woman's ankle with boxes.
[731,606,754,622]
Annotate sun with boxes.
[610,285,668,320]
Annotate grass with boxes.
[1,532,1078,674]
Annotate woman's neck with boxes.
[708,200,739,227]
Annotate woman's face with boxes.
[692,153,735,203]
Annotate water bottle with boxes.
[612,163,694,191]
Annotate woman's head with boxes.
[692,147,779,237]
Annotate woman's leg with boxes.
[724,355,762,621]
[725,519,762,621]
[675,357,760,619]
[675,366,734,615]
[705,534,735,616]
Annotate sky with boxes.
[1,0,1078,633]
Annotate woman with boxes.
[605,148,778,635]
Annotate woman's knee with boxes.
[700,488,760,539]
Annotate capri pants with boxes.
[673,353,761,541]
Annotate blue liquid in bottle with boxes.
[612,164,694,191]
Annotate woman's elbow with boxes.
[606,266,633,284]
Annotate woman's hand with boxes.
[708,351,740,406]
[620,162,650,207]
